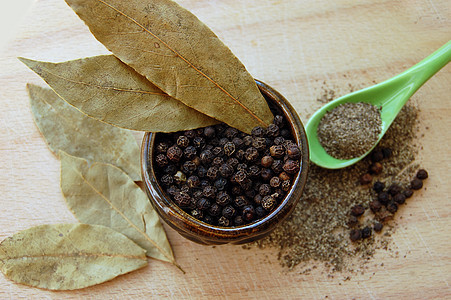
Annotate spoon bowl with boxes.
[306,40,451,169]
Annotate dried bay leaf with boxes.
[64,0,274,133]
[0,224,147,290]
[21,56,218,132]
[60,151,178,268]
[26,84,142,181]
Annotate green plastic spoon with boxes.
[305,40,451,169]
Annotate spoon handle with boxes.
[396,40,451,94]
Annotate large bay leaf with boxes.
[21,56,218,132]
[64,0,274,133]
[26,83,142,181]
[60,151,178,268]
[0,223,147,290]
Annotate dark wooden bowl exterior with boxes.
[141,80,309,245]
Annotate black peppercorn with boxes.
[416,169,428,180]
[259,184,271,196]
[219,137,229,146]
[197,166,207,178]
[174,192,191,208]
[266,124,280,138]
[349,229,362,242]
[214,177,228,191]
[222,205,236,218]
[373,181,385,193]
[283,159,300,174]
[202,185,217,199]
[360,173,373,185]
[369,200,382,213]
[272,160,284,173]
[386,201,398,213]
[216,191,232,206]
[261,156,274,168]
[274,136,285,146]
[182,161,197,174]
[160,174,173,186]
[279,171,290,181]
[247,165,261,178]
[187,175,200,188]
[252,137,267,152]
[212,156,224,167]
[235,149,245,160]
[231,185,242,196]
[273,115,284,127]
[203,214,214,225]
[203,126,216,138]
[270,177,281,188]
[212,146,224,157]
[183,129,196,139]
[369,162,383,175]
[236,163,248,173]
[164,164,177,175]
[262,195,276,211]
[281,180,291,192]
[166,185,179,196]
[193,190,203,200]
[218,216,230,227]
[370,149,384,162]
[234,215,244,226]
[176,135,189,148]
[232,137,244,149]
[156,141,169,154]
[286,144,301,160]
[261,168,273,181]
[393,193,406,204]
[199,149,214,165]
[184,146,197,160]
[208,203,221,216]
[167,145,183,163]
[174,171,186,184]
[378,191,390,204]
[234,196,248,209]
[404,189,414,198]
[388,184,402,196]
[373,222,383,232]
[219,163,234,178]
[255,206,266,218]
[242,205,255,221]
[410,178,423,190]
[207,166,219,181]
[251,126,266,137]
[224,127,238,139]
[190,208,203,220]
[197,198,211,210]
[348,215,359,227]
[224,142,236,156]
[245,189,256,199]
[350,204,365,217]
[155,153,169,168]
[361,226,372,239]
[223,160,237,172]
[270,145,285,158]
[243,135,253,146]
[193,136,206,149]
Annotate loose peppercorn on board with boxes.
[0,0,450,298]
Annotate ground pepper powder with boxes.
[253,88,421,273]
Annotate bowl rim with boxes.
[141,79,309,243]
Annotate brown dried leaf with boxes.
[0,224,147,290]
[21,56,218,132]
[60,151,178,268]
[26,83,142,181]
[64,0,273,133]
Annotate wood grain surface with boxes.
[0,0,450,298]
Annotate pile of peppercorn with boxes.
[153,114,302,227]
[349,148,428,242]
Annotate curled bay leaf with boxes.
[60,151,177,268]
[0,223,147,290]
[64,0,274,133]
[26,84,142,181]
[20,56,218,132]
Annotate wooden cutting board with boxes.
[0,0,450,298]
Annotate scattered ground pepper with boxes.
[254,87,424,273]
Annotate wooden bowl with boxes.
[141,80,309,245]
